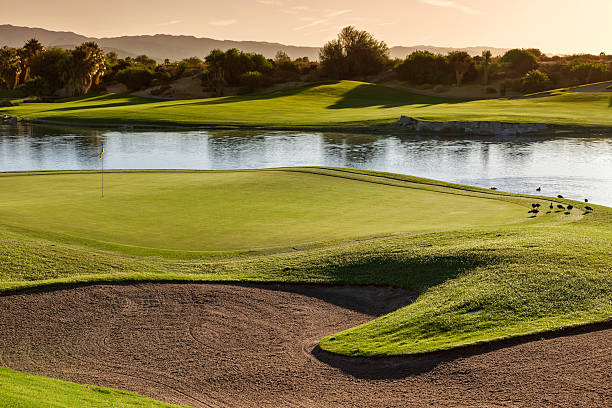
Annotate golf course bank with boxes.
[1,81,612,131]
[0,167,610,406]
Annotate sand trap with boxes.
[0,283,610,407]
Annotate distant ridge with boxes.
[0,24,511,61]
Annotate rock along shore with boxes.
[397,116,548,136]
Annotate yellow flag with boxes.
[99,144,104,159]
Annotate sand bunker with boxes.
[0,283,609,407]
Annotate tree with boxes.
[134,55,157,70]
[319,26,389,79]
[0,47,22,89]
[19,38,44,83]
[521,69,552,93]
[447,51,473,87]
[240,71,266,91]
[29,47,72,92]
[501,49,538,76]
[64,42,106,96]
[274,50,291,65]
[481,50,492,86]
[115,67,155,90]
[396,51,450,84]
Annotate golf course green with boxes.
[2,80,611,128]
[0,168,526,254]
[0,167,610,405]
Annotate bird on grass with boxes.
[585,206,594,212]
[549,203,554,209]
[557,204,566,210]
[490,187,497,191]
[557,194,564,199]
[567,204,573,210]
[584,198,589,203]
[536,187,541,192]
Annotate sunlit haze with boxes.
[1,0,610,54]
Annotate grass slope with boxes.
[1,81,611,128]
[0,167,609,360]
[0,367,185,408]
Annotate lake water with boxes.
[1,123,611,206]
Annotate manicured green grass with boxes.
[0,168,526,254]
[0,367,185,408]
[0,167,609,360]
[1,81,611,128]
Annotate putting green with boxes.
[0,168,526,253]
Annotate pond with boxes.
[1,123,611,206]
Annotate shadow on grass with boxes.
[312,252,496,292]
[326,83,465,110]
[154,82,342,109]
[311,320,612,380]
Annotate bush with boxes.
[239,71,267,92]
[570,62,609,84]
[501,49,539,76]
[521,70,553,93]
[396,51,451,84]
[115,67,155,90]
[17,77,50,96]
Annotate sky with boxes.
[1,0,610,54]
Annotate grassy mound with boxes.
[0,367,184,408]
[1,81,611,127]
[0,169,525,254]
[0,167,609,359]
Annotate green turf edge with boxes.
[0,366,187,408]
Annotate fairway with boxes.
[2,81,611,128]
[0,168,526,253]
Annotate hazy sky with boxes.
[2,0,610,54]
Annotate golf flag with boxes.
[99,144,104,159]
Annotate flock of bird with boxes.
[489,185,594,216]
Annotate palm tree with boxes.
[19,38,45,83]
[447,51,473,87]
[0,47,22,90]
[65,42,106,96]
[482,50,492,86]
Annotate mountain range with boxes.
[0,24,512,62]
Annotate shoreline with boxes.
[3,116,612,136]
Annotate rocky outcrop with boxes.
[397,116,548,136]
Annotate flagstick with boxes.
[101,143,104,199]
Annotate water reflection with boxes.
[1,123,611,206]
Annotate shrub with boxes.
[239,71,267,92]
[570,62,608,84]
[115,67,155,90]
[501,49,539,76]
[396,51,451,84]
[17,76,50,96]
[521,70,552,93]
